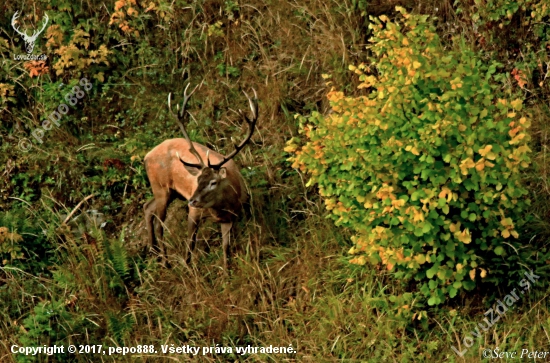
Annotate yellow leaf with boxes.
[438,187,453,203]
[415,254,426,265]
[509,133,526,145]
[478,145,492,157]
[115,0,126,11]
[396,251,404,261]
[413,208,425,222]
[283,144,298,153]
[501,229,510,238]
[413,61,421,69]
[510,99,523,111]
[350,256,367,265]
[93,72,105,83]
[475,162,485,171]
[457,228,472,244]
[459,158,475,175]
[391,199,405,207]
[450,222,458,233]
[469,269,476,280]
[480,268,487,278]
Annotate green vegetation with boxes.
[1,0,549,362]
[288,7,538,309]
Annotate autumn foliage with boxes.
[287,8,532,306]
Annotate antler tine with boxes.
[208,88,259,170]
[178,82,199,117]
[167,92,177,118]
[168,85,205,168]
[243,88,258,119]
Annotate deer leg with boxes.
[221,222,233,270]
[186,207,202,264]
[143,198,157,255]
[150,192,171,262]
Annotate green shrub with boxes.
[287,7,532,306]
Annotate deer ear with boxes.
[218,167,227,179]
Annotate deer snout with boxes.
[189,198,200,208]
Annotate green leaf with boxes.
[494,246,504,256]
[449,286,458,298]
[426,265,438,279]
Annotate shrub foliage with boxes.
[287,7,532,305]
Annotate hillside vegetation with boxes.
[1,0,550,362]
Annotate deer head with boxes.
[169,83,258,209]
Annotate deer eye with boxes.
[210,180,217,187]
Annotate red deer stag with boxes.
[143,83,258,268]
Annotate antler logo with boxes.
[11,11,49,54]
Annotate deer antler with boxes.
[168,83,204,169]
[208,88,259,170]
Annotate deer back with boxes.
[144,138,247,210]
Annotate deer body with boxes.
[144,139,247,222]
[143,84,257,268]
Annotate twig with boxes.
[62,194,96,225]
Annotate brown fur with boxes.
[143,138,248,268]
